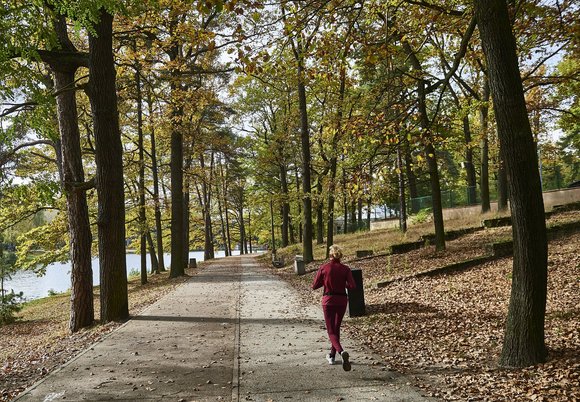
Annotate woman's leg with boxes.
[332,304,347,352]
[323,304,345,355]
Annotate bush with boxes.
[0,291,24,325]
[411,208,433,224]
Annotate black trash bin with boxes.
[347,268,365,317]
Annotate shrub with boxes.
[411,208,433,224]
[0,291,24,325]
[128,268,140,277]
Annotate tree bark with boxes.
[405,142,419,213]
[474,0,548,367]
[183,183,190,266]
[403,41,445,250]
[343,161,348,234]
[51,13,94,333]
[480,77,491,213]
[168,19,185,277]
[315,179,324,244]
[280,165,290,247]
[88,9,128,322]
[146,231,159,274]
[326,155,337,258]
[297,60,314,263]
[498,154,509,211]
[136,68,147,286]
[147,92,165,272]
[397,141,407,232]
[462,116,478,204]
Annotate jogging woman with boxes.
[311,245,356,371]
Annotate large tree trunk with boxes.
[169,100,184,277]
[480,77,491,213]
[51,14,94,333]
[88,9,128,322]
[474,0,548,367]
[168,21,185,277]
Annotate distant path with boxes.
[16,255,434,401]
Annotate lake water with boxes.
[3,250,241,300]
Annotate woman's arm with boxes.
[312,267,324,290]
[345,269,356,289]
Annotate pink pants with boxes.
[322,303,347,356]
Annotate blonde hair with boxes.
[329,245,343,260]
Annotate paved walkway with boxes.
[17,255,434,401]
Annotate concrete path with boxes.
[16,255,434,402]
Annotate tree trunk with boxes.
[326,155,338,258]
[183,185,190,266]
[343,162,348,234]
[280,165,290,247]
[223,175,232,256]
[146,231,159,274]
[147,92,165,272]
[168,24,185,277]
[297,60,314,263]
[480,77,491,213]
[462,116,478,204]
[498,154,509,211]
[247,209,252,253]
[216,167,229,256]
[397,142,407,232]
[294,167,302,243]
[238,192,245,255]
[201,153,215,260]
[367,160,372,230]
[51,13,94,333]
[405,143,419,213]
[88,9,128,322]
[326,64,346,256]
[474,0,548,367]
[316,179,324,244]
[357,198,363,228]
[403,41,446,251]
[270,200,276,254]
[136,68,147,286]
[350,199,356,230]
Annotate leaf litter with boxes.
[272,211,579,401]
